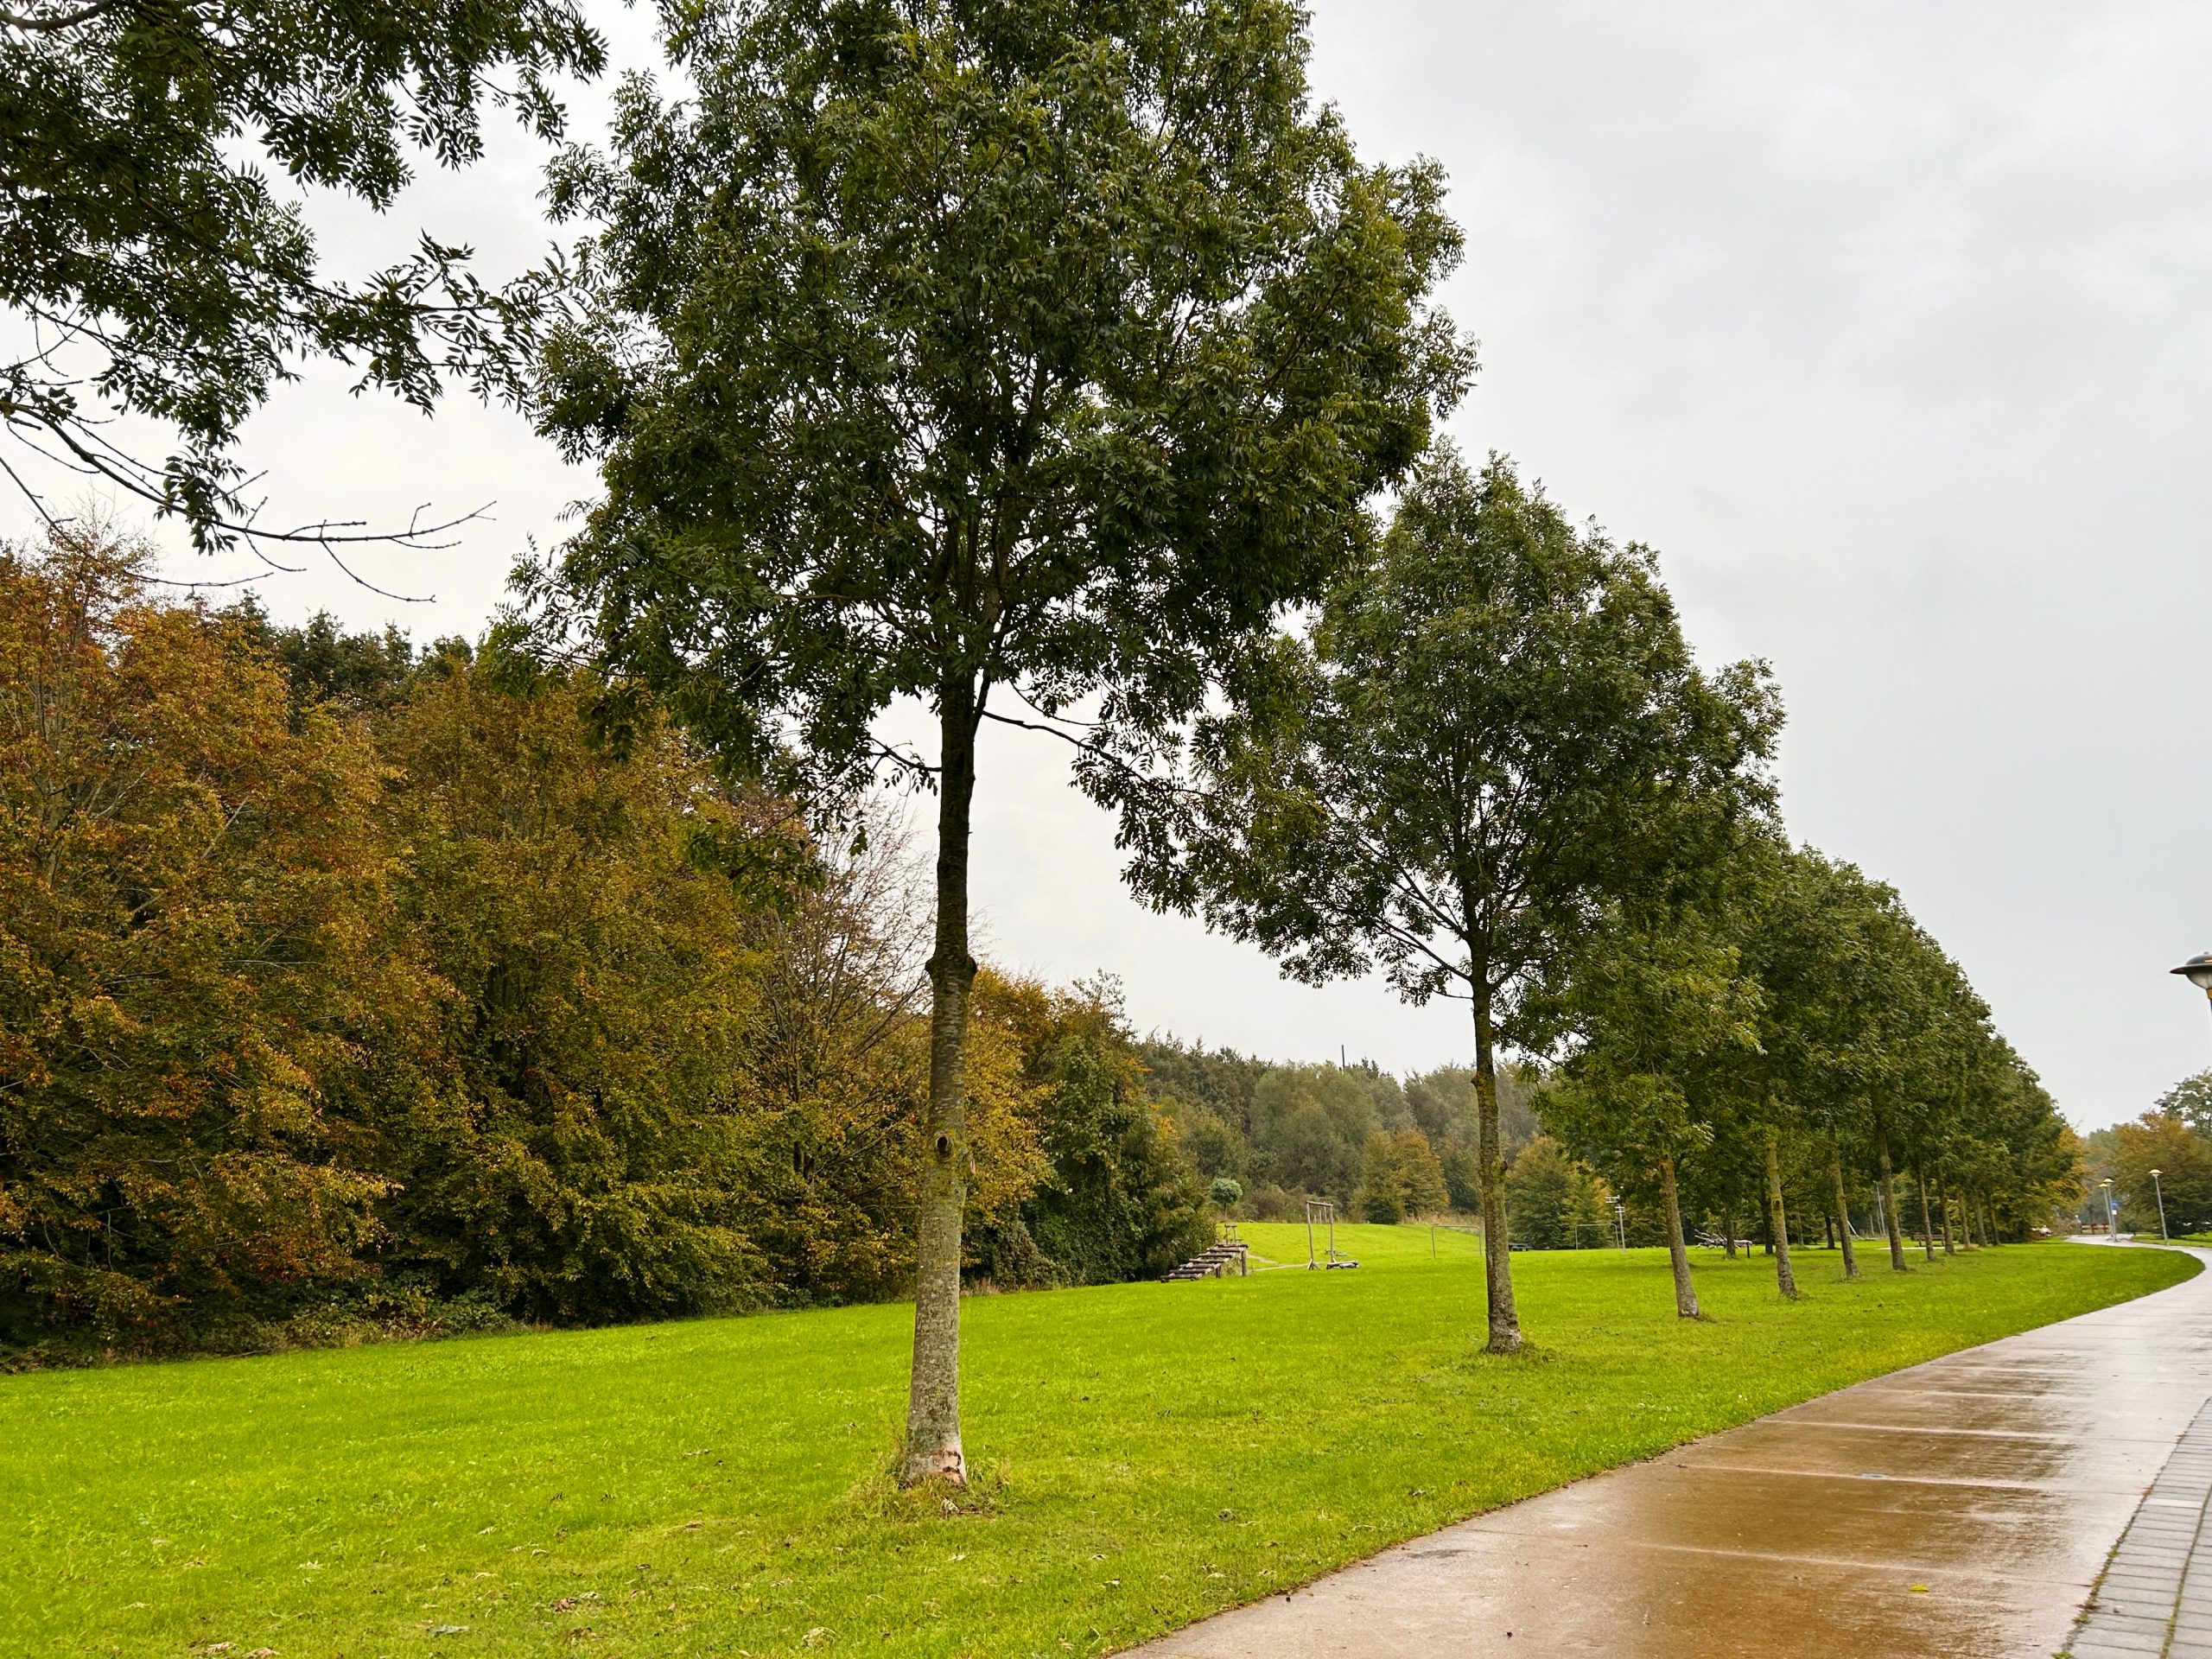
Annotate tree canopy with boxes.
[1150,445,1777,1351]
[1,0,603,545]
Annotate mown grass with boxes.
[1,1236,2189,1658]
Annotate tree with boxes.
[1744,847,1877,1279]
[527,0,1467,1485]
[2159,1072,2212,1136]
[973,974,1209,1286]
[1357,1127,1447,1223]
[3,0,603,547]
[1503,1136,1609,1250]
[1157,448,1776,1351]
[1751,850,1942,1273]
[0,526,417,1349]
[1542,923,1764,1317]
[2097,1110,2212,1236]
[370,658,784,1324]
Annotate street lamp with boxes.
[2172,951,2212,1051]
[1611,1198,1627,1253]
[2101,1177,2120,1240]
[2152,1168,2170,1242]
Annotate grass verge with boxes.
[0,1236,2190,1657]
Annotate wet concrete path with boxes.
[1138,1244,2212,1659]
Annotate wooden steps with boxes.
[1161,1240,1249,1281]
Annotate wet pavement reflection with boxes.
[1138,1244,2212,1659]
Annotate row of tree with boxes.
[1541,843,2077,1319]
[1151,446,2077,1351]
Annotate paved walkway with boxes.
[1137,1244,2212,1659]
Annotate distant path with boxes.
[1135,1243,2212,1659]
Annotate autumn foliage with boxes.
[0,531,1209,1360]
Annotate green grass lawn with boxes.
[1,1237,2189,1658]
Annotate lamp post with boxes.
[2101,1177,2120,1240]
[2152,1168,2170,1242]
[2172,951,2212,1052]
[1612,1198,1627,1253]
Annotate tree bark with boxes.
[1938,1176,1957,1255]
[1915,1166,1936,1262]
[1830,1144,1859,1280]
[1720,1199,1737,1259]
[1659,1154,1702,1319]
[1764,1125,1800,1298]
[1876,1128,1908,1271]
[899,683,982,1489]
[1471,998,1522,1353]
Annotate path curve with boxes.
[1135,1243,2212,1659]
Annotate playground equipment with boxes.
[1305,1198,1358,1269]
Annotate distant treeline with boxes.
[1137,1046,1536,1221]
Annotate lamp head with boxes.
[2152,1168,2163,1179]
[2173,950,2212,991]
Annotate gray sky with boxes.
[32,1,2212,1129]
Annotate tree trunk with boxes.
[1471,998,1522,1353]
[1876,1128,1908,1272]
[1939,1177,1957,1255]
[1659,1154,1702,1319]
[1915,1166,1936,1262]
[1721,1199,1737,1259]
[1830,1145,1859,1280]
[899,684,982,1489]
[1764,1126,1800,1298]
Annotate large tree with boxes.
[1151,448,1776,1351]
[1745,848,1877,1279]
[525,0,1466,1484]
[1,0,602,547]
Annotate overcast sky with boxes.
[25,1,2212,1130]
